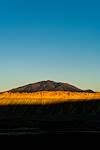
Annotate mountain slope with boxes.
[8,80,84,93]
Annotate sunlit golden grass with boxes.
[0,91,100,105]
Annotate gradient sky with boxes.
[0,0,100,91]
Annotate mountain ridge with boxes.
[6,80,94,93]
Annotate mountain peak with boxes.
[8,80,85,93]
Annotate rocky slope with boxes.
[8,80,84,93]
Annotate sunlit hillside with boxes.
[0,91,100,105]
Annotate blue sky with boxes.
[0,0,100,91]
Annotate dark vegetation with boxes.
[0,100,100,134]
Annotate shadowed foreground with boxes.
[0,100,100,134]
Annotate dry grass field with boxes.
[0,91,100,105]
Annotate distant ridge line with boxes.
[4,80,94,93]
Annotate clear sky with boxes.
[0,0,100,91]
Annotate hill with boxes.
[8,80,85,93]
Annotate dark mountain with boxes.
[84,89,95,93]
[8,80,85,93]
